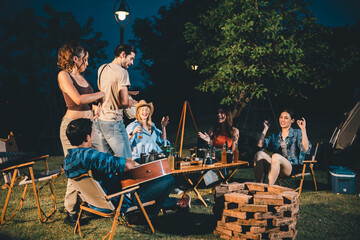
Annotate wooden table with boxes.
[171,161,249,207]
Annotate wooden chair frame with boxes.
[278,143,319,196]
[1,155,63,224]
[71,172,155,240]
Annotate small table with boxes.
[171,161,249,207]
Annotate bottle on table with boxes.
[140,145,146,164]
[221,143,227,164]
[174,152,181,170]
[168,148,175,170]
[233,142,239,163]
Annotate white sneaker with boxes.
[172,187,184,195]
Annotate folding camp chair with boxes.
[278,143,319,196]
[0,132,63,224]
[70,171,155,240]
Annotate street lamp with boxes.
[114,0,131,45]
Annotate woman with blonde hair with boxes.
[57,41,104,224]
[126,100,170,162]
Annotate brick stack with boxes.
[213,182,299,240]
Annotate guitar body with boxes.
[121,158,171,189]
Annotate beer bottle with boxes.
[233,142,239,163]
[174,153,181,170]
[140,145,146,164]
[221,143,227,164]
[168,148,175,170]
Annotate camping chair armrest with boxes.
[28,155,49,162]
[303,160,317,163]
[0,161,35,172]
[106,185,140,200]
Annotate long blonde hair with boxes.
[135,106,152,132]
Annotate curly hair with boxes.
[57,41,86,71]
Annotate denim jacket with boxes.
[263,127,311,165]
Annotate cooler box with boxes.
[329,166,356,194]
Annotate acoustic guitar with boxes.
[121,158,172,189]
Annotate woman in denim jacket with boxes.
[254,109,311,185]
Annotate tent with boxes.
[330,100,360,151]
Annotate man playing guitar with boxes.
[63,118,190,222]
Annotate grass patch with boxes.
[1,156,359,239]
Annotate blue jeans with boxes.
[94,119,132,158]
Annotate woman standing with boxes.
[126,100,170,161]
[57,41,104,224]
[254,109,311,185]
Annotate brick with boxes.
[237,219,267,227]
[224,192,253,204]
[254,191,275,195]
[225,222,242,233]
[244,182,267,192]
[223,209,247,219]
[237,190,250,195]
[249,226,266,233]
[273,216,297,226]
[275,202,299,213]
[234,231,262,240]
[254,211,283,219]
[254,194,284,205]
[227,182,245,192]
[288,221,297,230]
[267,185,293,195]
[269,229,296,239]
[219,234,232,240]
[238,204,268,213]
[280,191,299,204]
[215,226,232,237]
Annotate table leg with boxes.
[181,171,209,207]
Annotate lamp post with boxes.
[114,0,131,45]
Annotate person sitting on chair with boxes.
[126,100,170,162]
[63,118,190,221]
[198,107,239,151]
[253,108,311,185]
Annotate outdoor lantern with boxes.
[114,0,131,44]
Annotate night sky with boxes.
[2,0,360,87]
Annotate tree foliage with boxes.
[184,0,336,117]
[0,4,108,153]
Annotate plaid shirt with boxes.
[64,147,126,194]
[263,127,311,165]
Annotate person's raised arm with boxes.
[297,117,310,152]
[161,116,169,140]
[58,71,104,105]
[232,128,240,151]
[257,120,270,148]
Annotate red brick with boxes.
[280,191,299,204]
[267,185,293,195]
[225,222,242,233]
[215,226,232,237]
[273,216,297,226]
[238,204,268,213]
[234,231,262,240]
[237,219,267,227]
[223,209,247,219]
[254,211,283,219]
[227,182,245,192]
[244,182,268,192]
[224,192,253,204]
[254,194,284,205]
[249,226,266,233]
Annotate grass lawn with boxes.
[0,155,359,240]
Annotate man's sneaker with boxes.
[64,213,78,226]
[172,187,184,195]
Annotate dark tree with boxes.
[0,4,108,153]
